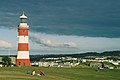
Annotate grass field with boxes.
[0,67,120,80]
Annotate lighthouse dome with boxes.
[20,12,27,19]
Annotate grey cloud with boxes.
[0,40,13,49]
[29,35,77,48]
[0,0,120,38]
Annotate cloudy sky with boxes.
[0,0,120,55]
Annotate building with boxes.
[16,12,31,66]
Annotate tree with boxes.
[2,56,11,66]
[101,62,104,68]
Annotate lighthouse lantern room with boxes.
[16,12,31,66]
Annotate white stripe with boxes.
[17,51,30,59]
[19,23,29,28]
[18,36,29,43]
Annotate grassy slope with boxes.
[0,67,119,80]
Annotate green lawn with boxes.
[0,67,119,80]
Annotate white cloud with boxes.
[28,32,120,54]
[0,40,13,49]
[30,35,77,48]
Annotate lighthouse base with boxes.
[16,59,31,66]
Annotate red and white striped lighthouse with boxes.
[16,12,31,66]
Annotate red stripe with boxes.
[18,28,29,36]
[18,43,28,51]
[16,59,31,66]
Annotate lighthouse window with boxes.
[24,30,26,32]
[21,19,27,23]
[19,62,21,65]
[23,62,25,66]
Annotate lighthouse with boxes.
[16,12,31,66]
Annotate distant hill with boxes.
[0,51,119,61]
[30,51,120,61]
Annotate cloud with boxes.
[0,0,120,38]
[29,35,77,48]
[0,40,13,49]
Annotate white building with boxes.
[38,62,58,67]
[111,62,119,65]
